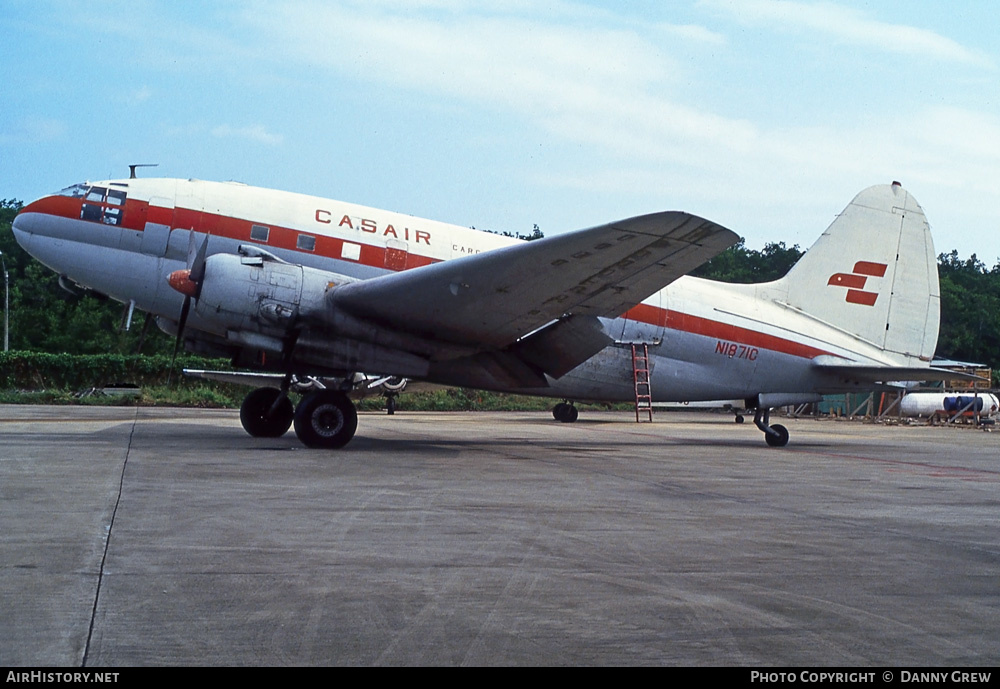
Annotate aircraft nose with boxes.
[11,205,34,251]
[10,191,78,252]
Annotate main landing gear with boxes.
[293,390,358,449]
[753,407,789,447]
[552,401,578,423]
[240,387,359,448]
[240,387,294,438]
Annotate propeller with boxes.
[166,231,209,379]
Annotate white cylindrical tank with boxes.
[900,392,999,417]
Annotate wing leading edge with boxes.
[329,211,739,352]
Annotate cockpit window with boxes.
[56,184,89,198]
[79,185,128,226]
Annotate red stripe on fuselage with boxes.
[665,310,833,359]
[23,195,440,270]
[622,303,831,359]
[26,194,831,360]
[622,303,668,328]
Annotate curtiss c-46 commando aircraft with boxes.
[12,176,954,448]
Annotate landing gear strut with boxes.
[240,387,294,437]
[552,401,579,423]
[753,407,789,447]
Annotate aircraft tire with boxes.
[294,390,358,449]
[764,423,789,447]
[552,402,578,423]
[240,387,294,438]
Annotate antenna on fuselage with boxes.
[128,163,159,179]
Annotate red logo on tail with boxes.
[827,261,887,306]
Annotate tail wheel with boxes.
[240,387,294,438]
[294,390,358,449]
[764,423,789,447]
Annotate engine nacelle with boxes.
[181,253,434,378]
[193,254,355,338]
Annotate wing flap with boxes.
[508,315,612,379]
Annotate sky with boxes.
[2,0,998,260]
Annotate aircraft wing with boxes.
[330,211,738,350]
[183,369,441,397]
[184,369,325,389]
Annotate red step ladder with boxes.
[632,344,653,422]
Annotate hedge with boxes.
[0,352,234,390]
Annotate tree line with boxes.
[2,199,998,371]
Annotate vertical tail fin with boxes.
[776,182,939,363]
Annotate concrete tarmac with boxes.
[1,405,998,666]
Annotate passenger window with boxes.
[251,225,270,242]
[341,242,361,261]
[297,234,316,252]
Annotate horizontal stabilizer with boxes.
[814,364,986,384]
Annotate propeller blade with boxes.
[168,230,210,384]
[189,233,209,285]
[185,228,197,267]
[134,311,153,354]
[168,295,192,385]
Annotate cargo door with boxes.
[385,238,408,271]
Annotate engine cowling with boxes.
[170,252,434,379]
[192,254,353,338]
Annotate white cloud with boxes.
[700,0,993,67]
[0,117,68,145]
[126,86,153,105]
[241,3,742,154]
[233,2,998,198]
[211,124,284,146]
[656,22,726,46]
